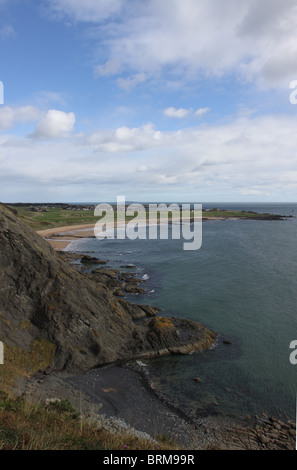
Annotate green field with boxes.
[7,204,283,232]
[7,206,100,231]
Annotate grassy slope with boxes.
[0,394,178,450]
[8,206,100,231]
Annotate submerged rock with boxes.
[193,377,202,383]
[223,340,232,345]
[124,285,146,294]
[80,255,106,264]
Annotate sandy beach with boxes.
[37,220,173,250]
[37,224,96,250]
[37,216,205,250]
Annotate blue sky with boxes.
[1,0,297,202]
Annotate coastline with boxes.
[24,358,296,450]
[37,224,96,250]
[33,224,296,450]
[23,365,211,450]
[37,211,286,251]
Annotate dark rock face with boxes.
[0,203,216,383]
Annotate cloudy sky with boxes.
[1,0,297,202]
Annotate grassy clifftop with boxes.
[6,203,288,231]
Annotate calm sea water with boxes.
[66,203,297,422]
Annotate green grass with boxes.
[0,394,180,450]
[201,210,257,218]
[0,340,56,394]
[7,205,279,232]
[8,206,100,231]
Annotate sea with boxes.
[65,202,297,424]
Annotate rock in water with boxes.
[0,203,217,391]
[193,377,202,383]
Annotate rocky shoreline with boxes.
[127,361,296,450]
[22,248,294,451]
[22,360,296,450]
[68,250,296,450]
[57,251,218,358]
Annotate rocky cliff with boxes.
[0,203,216,391]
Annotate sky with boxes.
[1,0,297,203]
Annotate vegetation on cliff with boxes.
[0,393,178,450]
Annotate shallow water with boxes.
[67,203,297,422]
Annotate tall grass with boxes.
[0,394,180,450]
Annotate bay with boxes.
[66,202,297,422]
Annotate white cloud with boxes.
[94,59,122,77]
[195,107,210,117]
[240,189,262,196]
[31,109,75,139]
[83,122,162,152]
[164,107,210,119]
[164,107,191,118]
[77,0,297,89]
[117,73,146,91]
[80,114,297,199]
[137,165,150,172]
[0,106,41,129]
[1,113,297,200]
